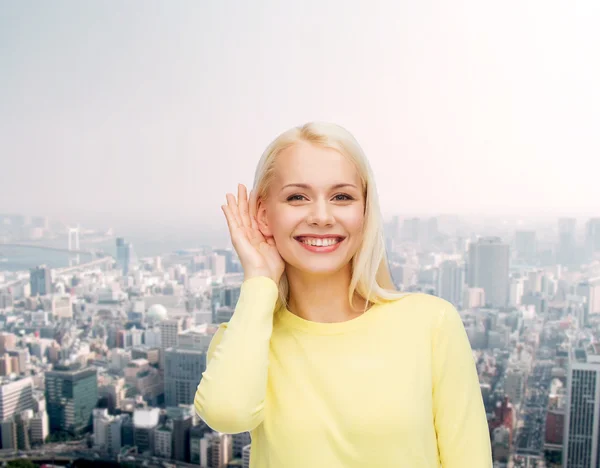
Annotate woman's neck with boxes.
[285,266,368,323]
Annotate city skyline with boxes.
[0,189,599,466]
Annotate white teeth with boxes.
[300,238,340,247]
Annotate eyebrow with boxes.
[280,183,358,191]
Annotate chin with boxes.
[285,257,351,277]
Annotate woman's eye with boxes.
[287,194,354,202]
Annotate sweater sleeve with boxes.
[194,276,279,434]
[431,301,493,468]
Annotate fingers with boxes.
[221,204,239,235]
[225,193,242,227]
[248,189,259,231]
[238,184,252,230]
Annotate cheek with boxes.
[343,207,366,234]
[267,207,296,239]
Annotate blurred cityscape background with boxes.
[0,213,599,467]
[2,1,599,467]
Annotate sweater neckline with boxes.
[275,302,381,335]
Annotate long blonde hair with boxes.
[253,122,409,312]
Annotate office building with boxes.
[467,237,510,308]
[133,408,160,455]
[437,260,465,307]
[116,237,135,276]
[167,405,194,462]
[0,377,34,421]
[164,348,206,407]
[30,266,52,296]
[557,218,577,266]
[160,318,183,350]
[45,365,98,435]
[564,347,600,466]
[586,218,600,259]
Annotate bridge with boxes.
[0,257,115,291]
[54,256,114,274]
[0,242,105,256]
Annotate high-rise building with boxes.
[30,266,52,296]
[29,410,49,446]
[467,237,510,308]
[116,237,135,276]
[154,423,173,459]
[164,348,206,407]
[425,217,439,244]
[93,408,109,449]
[401,218,420,243]
[586,218,600,260]
[0,377,34,421]
[133,408,160,455]
[213,249,236,273]
[576,278,600,316]
[166,405,193,462]
[437,260,465,307]
[509,277,524,307]
[211,284,241,322]
[190,424,207,464]
[557,218,577,266]
[563,347,600,466]
[45,365,98,435]
[160,319,183,350]
[209,253,227,277]
[514,231,537,261]
[0,419,17,449]
[200,432,233,468]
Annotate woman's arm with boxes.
[431,301,493,467]
[194,275,279,434]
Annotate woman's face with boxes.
[257,141,365,276]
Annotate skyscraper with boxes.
[29,265,51,296]
[164,348,206,407]
[0,377,34,421]
[437,260,465,307]
[167,405,194,462]
[116,237,135,276]
[401,218,420,243]
[467,237,510,308]
[558,218,577,266]
[586,218,600,260]
[514,231,537,262]
[564,347,600,466]
[45,365,98,435]
[160,318,183,350]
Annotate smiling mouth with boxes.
[293,236,346,247]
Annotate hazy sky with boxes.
[1,0,599,230]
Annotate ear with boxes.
[256,199,274,237]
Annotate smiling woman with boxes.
[194,122,493,468]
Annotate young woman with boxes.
[194,122,492,467]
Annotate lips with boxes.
[293,235,346,241]
[293,235,346,253]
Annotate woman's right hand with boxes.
[221,183,285,284]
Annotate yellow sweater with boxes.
[194,276,492,468]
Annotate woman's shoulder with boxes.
[380,291,456,325]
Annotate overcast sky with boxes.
[1,0,599,231]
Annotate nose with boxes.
[307,198,335,226]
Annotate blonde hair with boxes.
[253,121,409,312]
